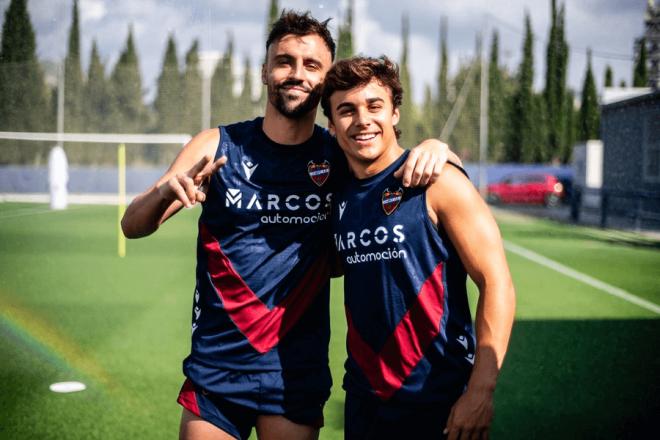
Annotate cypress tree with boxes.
[398,14,416,148]
[579,49,599,140]
[435,16,450,137]
[448,60,481,161]
[236,56,255,121]
[508,13,536,162]
[266,0,280,36]
[488,30,507,161]
[544,0,569,162]
[561,89,576,163]
[0,0,49,132]
[212,35,235,126]
[109,26,146,133]
[416,84,434,141]
[64,0,83,133]
[0,0,50,163]
[181,39,202,134]
[633,38,648,87]
[619,79,627,87]
[154,34,182,133]
[85,40,111,133]
[604,65,613,87]
[259,0,280,111]
[336,0,354,60]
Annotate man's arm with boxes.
[121,128,225,238]
[426,166,516,440]
[393,139,463,187]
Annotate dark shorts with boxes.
[177,378,324,440]
[345,392,452,440]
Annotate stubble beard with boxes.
[269,80,322,120]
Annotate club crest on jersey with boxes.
[382,187,403,215]
[307,160,330,187]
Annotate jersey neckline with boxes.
[254,117,325,151]
[350,149,410,189]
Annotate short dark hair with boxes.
[266,10,336,61]
[321,55,403,137]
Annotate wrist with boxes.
[156,182,174,202]
[466,378,496,395]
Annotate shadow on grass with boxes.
[493,318,660,439]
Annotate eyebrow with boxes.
[273,53,323,65]
[335,97,385,112]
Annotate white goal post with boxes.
[0,131,193,257]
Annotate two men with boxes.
[321,56,515,439]
[122,11,453,440]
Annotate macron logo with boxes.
[226,188,242,207]
[338,201,347,220]
[457,335,468,350]
[242,160,258,180]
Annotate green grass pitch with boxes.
[0,202,658,439]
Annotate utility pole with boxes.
[198,51,221,130]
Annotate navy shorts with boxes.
[345,392,452,440]
[177,378,324,440]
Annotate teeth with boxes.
[354,133,376,141]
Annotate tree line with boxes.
[0,0,650,165]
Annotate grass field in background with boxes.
[0,202,658,439]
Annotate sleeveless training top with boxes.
[183,118,346,400]
[332,150,475,404]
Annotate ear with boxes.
[261,64,267,85]
[392,107,400,126]
[327,118,336,136]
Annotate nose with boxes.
[288,61,304,80]
[354,108,371,127]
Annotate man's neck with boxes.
[262,104,317,145]
[349,145,405,180]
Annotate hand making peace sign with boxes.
[157,155,227,208]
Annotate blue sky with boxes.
[0,0,648,103]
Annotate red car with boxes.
[487,173,564,207]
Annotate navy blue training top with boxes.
[332,150,475,404]
[183,118,347,399]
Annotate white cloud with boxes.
[0,0,646,103]
[80,0,106,22]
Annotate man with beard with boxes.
[121,11,455,440]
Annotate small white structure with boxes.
[48,145,68,210]
[572,140,603,208]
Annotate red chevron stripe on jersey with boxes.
[346,262,445,400]
[201,223,329,354]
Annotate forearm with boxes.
[467,278,516,393]
[121,186,182,238]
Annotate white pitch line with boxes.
[504,240,660,315]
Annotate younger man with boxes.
[321,56,516,439]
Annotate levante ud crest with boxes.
[307,160,331,187]
[382,187,403,215]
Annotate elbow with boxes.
[120,216,138,239]
[120,213,153,239]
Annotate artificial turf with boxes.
[0,202,658,439]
